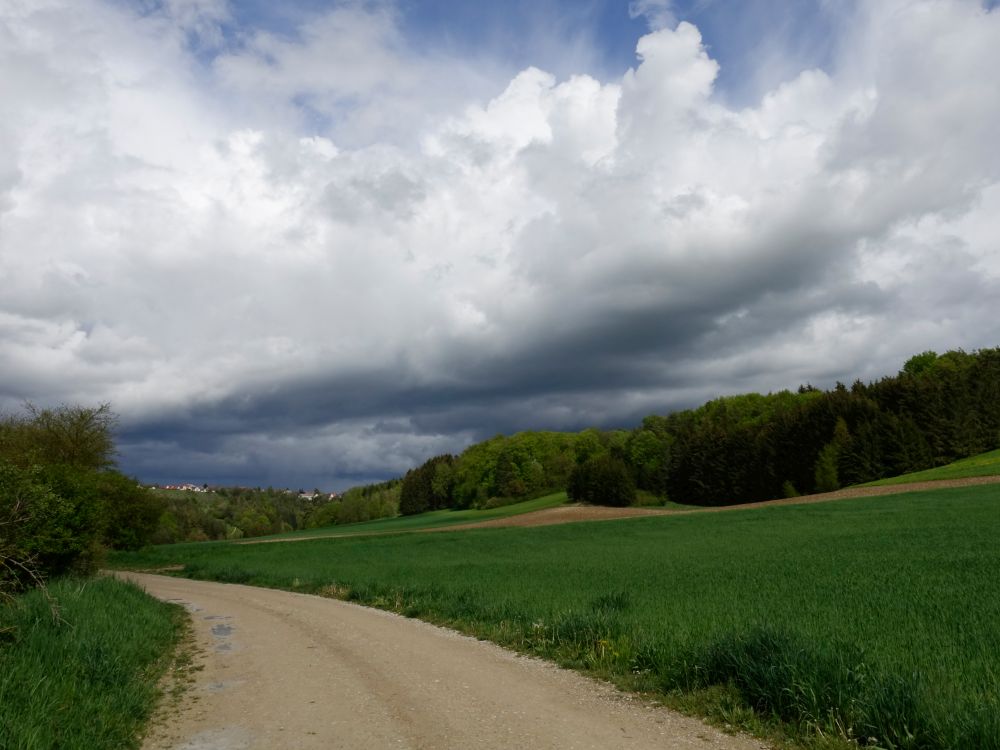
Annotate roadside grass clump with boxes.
[0,576,182,750]
[661,627,947,748]
[111,485,1000,749]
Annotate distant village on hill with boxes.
[151,483,338,501]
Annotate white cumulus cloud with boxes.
[1,0,998,487]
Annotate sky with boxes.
[1,0,999,490]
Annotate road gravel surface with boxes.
[125,573,768,750]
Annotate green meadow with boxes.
[258,491,569,540]
[0,577,183,750]
[859,448,1000,486]
[113,483,1000,749]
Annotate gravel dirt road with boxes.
[125,573,768,750]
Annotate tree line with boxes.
[144,480,400,544]
[301,480,400,529]
[151,485,331,543]
[386,347,1000,514]
[655,347,1000,505]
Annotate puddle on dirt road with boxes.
[205,615,238,653]
[175,726,253,750]
[203,680,245,694]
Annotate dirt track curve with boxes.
[125,573,767,750]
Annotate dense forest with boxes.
[379,347,1000,515]
[657,347,1000,505]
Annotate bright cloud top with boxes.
[1,0,998,488]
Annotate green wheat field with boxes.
[113,483,1000,749]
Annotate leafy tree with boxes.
[814,418,850,492]
[311,482,400,526]
[9,404,117,470]
[574,429,604,464]
[567,454,635,507]
[493,444,528,498]
[235,508,273,537]
[813,443,841,493]
[305,501,341,529]
[32,464,107,575]
[399,455,455,515]
[399,459,435,516]
[0,403,170,592]
[626,425,670,496]
[399,466,430,516]
[431,461,456,506]
[1,464,58,599]
[902,350,939,377]
[98,472,163,550]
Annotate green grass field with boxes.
[112,483,1000,749]
[0,576,183,750]
[257,491,571,540]
[857,448,1000,486]
[281,447,1000,544]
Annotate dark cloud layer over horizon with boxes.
[2,0,999,490]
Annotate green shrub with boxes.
[781,480,800,498]
[1,404,164,595]
[97,472,163,551]
[0,463,102,594]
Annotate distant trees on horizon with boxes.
[384,346,1000,514]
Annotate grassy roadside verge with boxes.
[0,576,184,750]
[112,484,1000,749]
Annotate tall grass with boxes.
[112,485,1000,749]
[0,576,182,750]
